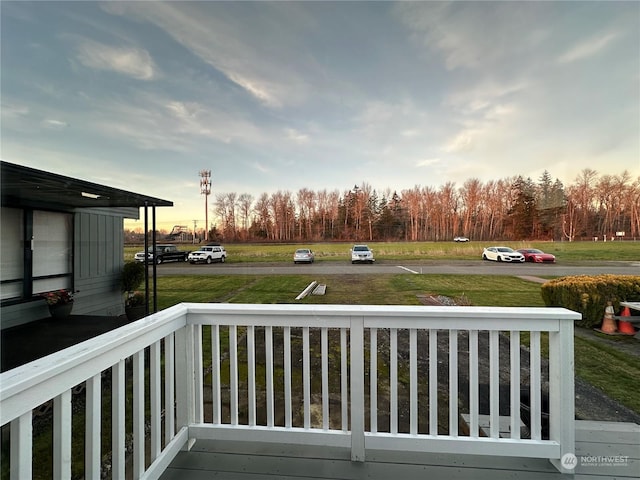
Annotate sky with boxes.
[2,1,639,231]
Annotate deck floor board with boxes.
[160,421,639,480]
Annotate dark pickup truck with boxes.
[134,244,190,264]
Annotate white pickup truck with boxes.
[187,245,227,264]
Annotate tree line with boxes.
[126,168,640,243]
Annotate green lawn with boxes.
[154,274,546,308]
[153,273,639,416]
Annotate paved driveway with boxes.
[155,260,640,276]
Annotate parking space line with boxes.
[397,265,419,274]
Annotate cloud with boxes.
[101,2,312,108]
[252,162,270,174]
[416,158,440,168]
[394,2,546,71]
[285,128,309,144]
[442,131,475,153]
[227,72,281,108]
[74,39,156,80]
[557,32,618,63]
[1,103,29,118]
[43,119,69,129]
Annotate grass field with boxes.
[150,272,640,416]
[125,239,640,262]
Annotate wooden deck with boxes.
[161,420,639,480]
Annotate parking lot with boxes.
[154,259,640,277]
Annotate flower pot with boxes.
[125,305,146,321]
[49,302,73,319]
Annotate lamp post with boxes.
[199,170,211,241]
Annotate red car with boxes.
[517,248,556,263]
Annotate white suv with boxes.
[188,245,226,264]
[351,244,374,264]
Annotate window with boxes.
[1,208,24,300]
[32,211,72,294]
[0,208,72,302]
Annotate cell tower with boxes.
[199,170,211,241]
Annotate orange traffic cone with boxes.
[618,306,636,335]
[599,302,617,334]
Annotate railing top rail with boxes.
[184,302,581,319]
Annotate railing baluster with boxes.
[10,412,32,480]
[370,327,378,434]
[390,328,398,434]
[350,316,365,462]
[194,325,204,424]
[549,320,576,473]
[175,324,195,449]
[133,350,145,477]
[321,327,329,430]
[164,333,175,442]
[469,330,479,437]
[85,374,101,478]
[341,328,348,431]
[266,325,274,427]
[284,326,292,428]
[53,389,72,480]
[303,326,310,429]
[230,325,238,425]
[410,328,418,435]
[490,330,500,439]
[429,329,438,436]
[112,359,126,479]
[247,326,256,426]
[449,330,458,437]
[210,325,220,425]
[150,341,161,460]
[530,331,542,440]
[510,331,521,440]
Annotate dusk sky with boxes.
[2,1,639,230]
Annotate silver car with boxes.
[351,245,374,264]
[293,248,315,264]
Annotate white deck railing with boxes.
[0,303,580,479]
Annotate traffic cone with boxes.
[618,306,636,335]
[599,303,617,334]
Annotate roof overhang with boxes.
[1,161,173,210]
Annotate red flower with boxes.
[41,289,74,305]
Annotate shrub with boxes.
[540,275,640,328]
[121,261,145,294]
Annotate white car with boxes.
[482,246,525,263]
[454,236,470,242]
[188,245,226,264]
[351,244,375,264]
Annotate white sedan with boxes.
[482,246,525,263]
[351,244,375,264]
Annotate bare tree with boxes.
[202,168,635,243]
[253,193,272,239]
[238,193,254,241]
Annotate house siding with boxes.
[73,209,133,317]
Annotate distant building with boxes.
[1,161,172,329]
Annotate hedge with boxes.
[540,275,640,328]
